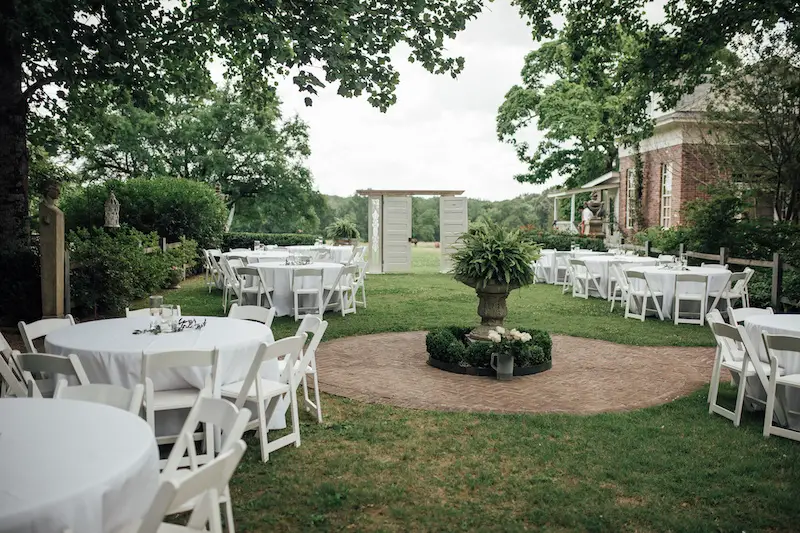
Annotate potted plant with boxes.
[451,222,539,340]
[326,218,360,245]
[487,326,534,380]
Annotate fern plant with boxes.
[325,218,360,241]
[451,222,539,289]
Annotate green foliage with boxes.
[60,177,226,249]
[68,227,168,316]
[426,326,552,368]
[165,237,199,270]
[325,218,361,241]
[0,246,41,325]
[632,227,694,255]
[683,185,746,253]
[451,223,539,289]
[221,232,316,250]
[520,228,607,252]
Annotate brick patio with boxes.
[315,332,717,414]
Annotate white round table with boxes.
[0,398,158,533]
[581,256,658,299]
[287,245,354,263]
[250,261,344,317]
[626,266,731,319]
[538,250,609,284]
[44,317,283,433]
[223,250,290,262]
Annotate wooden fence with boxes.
[618,241,796,309]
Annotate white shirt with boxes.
[582,207,593,223]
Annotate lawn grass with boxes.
[150,247,800,532]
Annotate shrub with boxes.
[520,228,606,251]
[68,226,169,317]
[222,232,316,250]
[325,218,360,241]
[0,245,42,325]
[451,222,539,289]
[426,326,552,368]
[60,177,227,249]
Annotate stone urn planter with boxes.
[334,238,355,246]
[458,279,519,341]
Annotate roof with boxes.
[355,189,465,196]
[547,172,620,198]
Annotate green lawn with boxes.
[154,248,800,532]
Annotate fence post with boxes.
[719,247,728,266]
[161,237,167,252]
[678,243,684,257]
[644,241,650,257]
[772,252,783,310]
[64,248,71,315]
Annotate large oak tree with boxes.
[1,0,484,248]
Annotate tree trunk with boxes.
[0,4,30,250]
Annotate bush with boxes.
[60,177,227,250]
[325,218,360,241]
[68,226,172,317]
[451,222,539,289]
[0,245,42,325]
[520,228,606,251]
[426,326,552,368]
[222,232,316,250]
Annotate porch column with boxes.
[570,194,576,231]
[553,197,558,223]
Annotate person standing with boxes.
[581,202,593,235]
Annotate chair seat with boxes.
[241,286,264,294]
[277,359,314,375]
[151,389,203,410]
[630,289,664,297]
[676,292,705,299]
[709,290,744,298]
[294,288,321,295]
[721,359,781,377]
[776,373,800,387]
[220,378,289,400]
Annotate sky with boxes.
[274,1,546,201]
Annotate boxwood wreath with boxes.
[426,326,552,376]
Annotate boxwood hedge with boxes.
[426,326,552,368]
[222,232,316,250]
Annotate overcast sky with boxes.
[275,1,545,201]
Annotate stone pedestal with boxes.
[588,217,604,237]
[467,282,513,340]
[39,198,65,318]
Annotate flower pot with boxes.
[462,281,517,340]
[490,352,514,381]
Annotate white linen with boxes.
[581,256,659,298]
[222,250,290,261]
[287,245,354,263]
[0,398,158,533]
[744,314,800,429]
[626,266,731,319]
[251,262,344,317]
[44,317,284,431]
[538,250,610,284]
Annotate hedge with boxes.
[520,228,607,251]
[222,232,316,250]
[60,177,227,250]
[425,326,552,368]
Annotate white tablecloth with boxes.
[287,245,354,263]
[0,398,158,533]
[538,250,610,284]
[44,317,284,432]
[582,256,659,298]
[251,262,344,317]
[222,250,290,262]
[744,314,800,428]
[626,266,731,319]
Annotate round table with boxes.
[44,316,283,433]
[223,250,290,262]
[287,245,354,264]
[743,314,800,429]
[538,250,610,284]
[581,256,658,299]
[0,398,158,533]
[626,266,732,319]
[250,261,344,317]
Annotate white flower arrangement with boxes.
[487,326,534,360]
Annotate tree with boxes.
[497,24,643,188]
[1,0,485,249]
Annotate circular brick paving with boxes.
[315,332,716,414]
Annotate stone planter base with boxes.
[427,357,552,377]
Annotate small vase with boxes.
[490,352,514,381]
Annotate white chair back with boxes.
[728,306,773,325]
[702,263,729,269]
[0,349,26,397]
[232,336,307,410]
[228,303,276,327]
[15,352,90,397]
[137,441,247,533]
[292,317,329,380]
[54,380,144,415]
[18,315,75,353]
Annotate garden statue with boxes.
[39,181,65,317]
[585,191,605,237]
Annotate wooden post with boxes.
[644,241,650,257]
[772,252,783,310]
[553,197,558,224]
[64,248,71,315]
[678,243,684,257]
[719,247,728,266]
[161,237,167,252]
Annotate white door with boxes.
[440,196,468,272]
[382,196,412,272]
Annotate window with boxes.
[660,163,672,228]
[626,169,635,228]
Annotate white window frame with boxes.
[626,169,635,229]
[660,162,672,228]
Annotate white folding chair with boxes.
[292,268,325,321]
[728,306,774,325]
[221,335,306,462]
[121,441,247,533]
[673,273,708,325]
[235,266,273,308]
[569,259,602,299]
[161,389,252,532]
[207,250,224,291]
[531,258,548,284]
[707,316,775,426]
[708,270,748,311]
[141,347,220,449]
[324,264,358,316]
[762,333,800,441]
[219,257,243,312]
[0,349,27,398]
[126,306,182,318]
[553,251,570,286]
[279,316,329,423]
[310,247,333,262]
[18,315,75,353]
[228,303,276,328]
[203,250,222,293]
[15,352,90,398]
[623,270,664,321]
[54,379,144,415]
[702,263,729,269]
[657,254,676,265]
[353,261,368,308]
